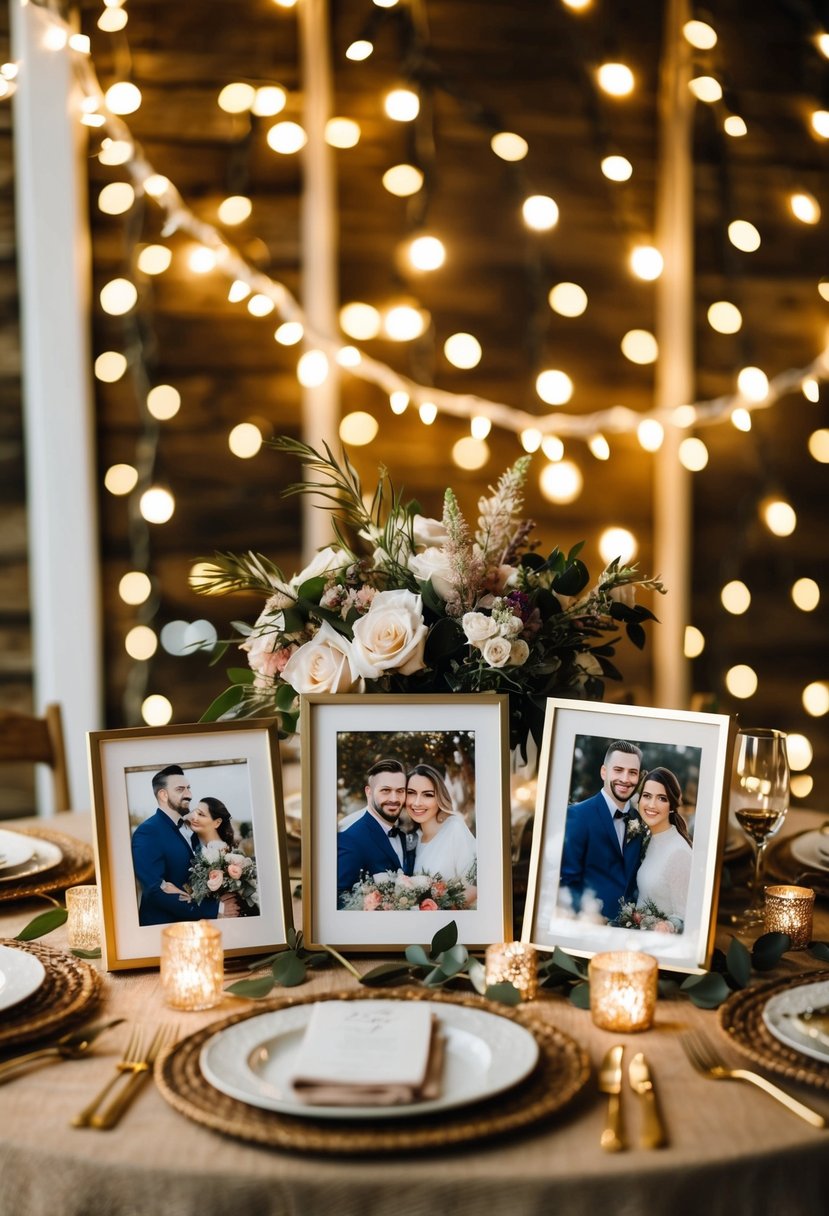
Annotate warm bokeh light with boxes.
[140,487,175,524]
[384,88,420,121]
[228,422,263,458]
[143,174,170,198]
[339,411,379,446]
[802,377,820,403]
[721,580,751,614]
[408,235,445,271]
[588,434,610,460]
[599,527,637,565]
[522,195,559,230]
[336,346,361,368]
[98,139,132,166]
[802,682,829,717]
[141,695,173,727]
[536,369,573,405]
[218,82,255,113]
[683,19,717,49]
[548,282,587,316]
[137,244,172,274]
[247,293,275,317]
[147,384,181,421]
[382,164,423,196]
[678,437,708,470]
[188,246,217,274]
[252,86,287,117]
[389,391,409,414]
[104,464,138,496]
[808,429,829,461]
[790,191,821,224]
[105,81,141,115]
[98,6,128,31]
[217,195,252,225]
[790,774,813,800]
[539,460,583,504]
[419,401,438,425]
[297,350,329,386]
[340,302,381,340]
[444,333,482,369]
[730,408,752,432]
[786,733,813,771]
[810,110,829,139]
[621,329,658,364]
[630,245,663,280]
[384,305,427,340]
[725,664,758,698]
[125,625,158,661]
[541,435,564,462]
[689,76,722,103]
[471,415,492,440]
[100,278,137,316]
[520,428,542,453]
[673,405,697,428]
[326,117,361,148]
[684,625,705,658]
[707,301,742,333]
[737,366,768,402]
[723,115,747,137]
[452,436,489,470]
[491,132,528,161]
[267,122,307,153]
[94,351,127,383]
[728,220,761,252]
[98,182,135,215]
[791,577,820,611]
[761,498,797,537]
[346,40,373,61]
[637,419,664,451]
[601,155,633,181]
[597,63,634,96]
[119,572,152,606]
[274,321,304,345]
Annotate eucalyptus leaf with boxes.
[681,971,731,1009]
[15,907,68,941]
[467,955,488,995]
[551,945,587,978]
[430,921,458,957]
[70,947,102,959]
[437,944,468,976]
[225,667,256,685]
[484,982,521,1006]
[272,952,307,987]
[199,684,245,722]
[421,965,450,987]
[405,944,432,968]
[225,975,277,999]
[275,682,298,711]
[569,981,591,1009]
[360,962,413,987]
[751,932,791,971]
[286,927,299,950]
[726,937,752,988]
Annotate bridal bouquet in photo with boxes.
[187,842,260,913]
[615,897,684,934]
[198,437,665,758]
[339,868,477,912]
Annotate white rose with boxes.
[498,614,524,639]
[574,651,603,677]
[281,621,358,694]
[608,582,636,607]
[412,514,449,548]
[482,635,512,668]
[408,546,455,600]
[351,589,428,676]
[462,611,498,647]
[224,852,249,868]
[290,546,348,590]
[510,638,530,666]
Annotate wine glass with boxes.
[730,728,790,928]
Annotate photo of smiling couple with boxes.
[559,738,699,934]
[336,730,478,912]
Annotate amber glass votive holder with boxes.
[160,921,224,1011]
[588,950,658,1033]
[484,942,538,1000]
[763,885,815,949]
[64,885,102,951]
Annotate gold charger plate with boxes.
[719,969,829,1091]
[0,939,103,1051]
[0,827,94,904]
[155,987,590,1155]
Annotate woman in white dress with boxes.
[406,764,477,884]
[634,768,693,926]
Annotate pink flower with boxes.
[227,863,243,880]
[432,881,447,896]
[363,890,382,911]
[206,870,224,892]
[653,920,676,934]
[419,898,439,911]
[463,885,478,907]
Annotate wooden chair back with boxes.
[0,703,71,811]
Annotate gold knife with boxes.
[629,1051,667,1148]
[598,1044,625,1151]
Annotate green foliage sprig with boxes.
[224,928,358,998]
[15,898,101,959]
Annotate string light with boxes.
[382,164,423,196]
[790,191,821,224]
[728,220,760,251]
[588,434,610,460]
[275,320,303,344]
[539,460,582,503]
[104,464,138,496]
[707,301,742,333]
[142,695,173,726]
[217,196,253,225]
[105,82,141,115]
[94,351,127,382]
[721,580,751,614]
[684,626,705,658]
[791,578,820,611]
[325,117,361,148]
[597,63,634,97]
[384,89,420,121]
[470,415,492,440]
[786,734,813,771]
[346,41,373,62]
[228,422,264,458]
[541,435,564,461]
[621,329,658,364]
[98,8,128,33]
[228,279,251,303]
[407,235,446,271]
[725,664,757,698]
[683,20,717,49]
[802,682,829,716]
[139,487,175,524]
[444,333,482,369]
[601,155,633,181]
[802,377,820,402]
[336,345,361,368]
[340,302,381,339]
[384,305,427,340]
[125,626,158,661]
[98,182,134,214]
[536,369,573,405]
[723,114,747,137]
[147,385,181,420]
[630,245,663,280]
[549,282,587,316]
[218,83,255,113]
[339,412,379,445]
[247,293,276,317]
[808,429,829,461]
[522,195,559,230]
[137,244,172,274]
[119,572,152,606]
[491,132,528,161]
[267,122,307,153]
[761,498,797,537]
[389,391,409,414]
[419,401,438,424]
[689,76,722,103]
[297,350,329,386]
[100,278,137,315]
[678,437,708,471]
[730,407,752,431]
[637,419,664,451]
[599,527,636,564]
[252,86,287,117]
[452,436,489,469]
[520,428,542,453]
[810,111,829,139]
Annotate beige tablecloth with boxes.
[1,811,827,1216]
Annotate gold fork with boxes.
[88,1025,175,1130]
[679,1030,826,1129]
[71,1025,144,1127]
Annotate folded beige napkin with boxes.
[290,1001,445,1107]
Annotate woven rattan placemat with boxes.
[0,939,103,1050]
[0,828,95,904]
[719,969,829,1091]
[156,987,590,1154]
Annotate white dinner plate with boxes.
[0,836,63,885]
[200,999,540,1120]
[0,830,37,872]
[0,944,47,1013]
[762,979,829,1065]
[789,830,829,873]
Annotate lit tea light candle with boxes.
[65,885,102,951]
[763,885,815,949]
[160,921,224,1010]
[588,950,658,1033]
[485,941,538,1000]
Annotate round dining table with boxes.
[0,809,827,1216]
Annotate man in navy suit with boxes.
[132,764,239,926]
[337,759,416,905]
[559,740,645,921]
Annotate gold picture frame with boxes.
[88,719,293,970]
[301,694,512,952]
[521,699,735,974]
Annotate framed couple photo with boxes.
[521,699,735,973]
[88,719,293,970]
[300,694,513,952]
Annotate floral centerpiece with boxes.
[198,437,665,759]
